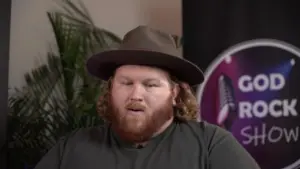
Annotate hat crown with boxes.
[86,25,204,86]
[119,26,182,58]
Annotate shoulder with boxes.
[33,124,111,169]
[182,120,260,168]
[57,124,110,149]
[179,120,232,144]
[197,121,234,150]
[183,120,244,152]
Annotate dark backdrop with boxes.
[182,1,300,169]
[182,0,300,71]
[0,0,11,168]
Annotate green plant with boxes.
[7,0,121,168]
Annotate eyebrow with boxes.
[143,78,161,83]
[116,76,130,80]
[116,76,161,82]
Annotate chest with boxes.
[60,136,208,169]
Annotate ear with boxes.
[171,84,180,106]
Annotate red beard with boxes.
[108,96,174,143]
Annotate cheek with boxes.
[146,92,172,107]
[111,88,127,107]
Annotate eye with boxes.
[145,83,159,87]
[121,81,133,86]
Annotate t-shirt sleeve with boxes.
[204,123,261,169]
[33,137,67,169]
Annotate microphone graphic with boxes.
[217,74,237,130]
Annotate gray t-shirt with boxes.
[34,119,260,169]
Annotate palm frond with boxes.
[7,0,121,168]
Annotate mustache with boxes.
[125,102,146,111]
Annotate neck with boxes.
[132,117,174,147]
[152,116,174,138]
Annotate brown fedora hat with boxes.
[86,25,204,86]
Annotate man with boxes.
[34,26,260,169]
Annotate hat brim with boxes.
[86,49,204,86]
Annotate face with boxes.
[108,65,179,143]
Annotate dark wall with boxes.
[182,1,300,169]
[182,0,300,71]
[0,0,11,168]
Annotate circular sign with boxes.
[196,39,300,169]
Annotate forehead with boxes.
[114,65,171,80]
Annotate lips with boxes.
[125,103,146,113]
[127,108,144,112]
[126,107,145,113]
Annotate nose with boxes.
[129,84,144,101]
